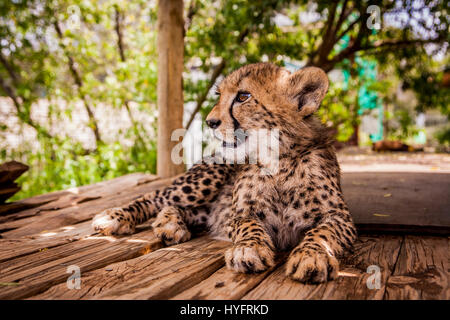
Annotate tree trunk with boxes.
[157,0,185,178]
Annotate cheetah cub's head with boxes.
[206,63,329,158]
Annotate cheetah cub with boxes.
[92,63,357,283]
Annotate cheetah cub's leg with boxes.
[92,192,159,236]
[151,206,191,245]
[286,212,357,283]
[225,217,276,273]
[92,162,233,236]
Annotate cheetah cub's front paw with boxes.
[286,247,339,283]
[151,208,191,246]
[225,242,275,273]
[92,208,135,235]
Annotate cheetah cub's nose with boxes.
[206,118,222,129]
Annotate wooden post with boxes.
[157,0,185,178]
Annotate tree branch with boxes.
[185,59,225,130]
[184,0,199,35]
[322,35,446,72]
[113,5,146,143]
[114,5,126,62]
[357,36,447,52]
[0,76,53,139]
[334,13,362,44]
[54,21,102,146]
[333,0,350,36]
[0,52,20,86]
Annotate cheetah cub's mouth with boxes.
[213,129,249,149]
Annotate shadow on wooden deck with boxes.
[0,172,448,300]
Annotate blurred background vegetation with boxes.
[1,0,449,200]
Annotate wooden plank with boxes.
[0,176,171,238]
[384,236,449,300]
[0,183,21,203]
[0,226,163,299]
[0,173,156,221]
[31,237,230,300]
[242,235,403,300]
[0,191,69,216]
[0,221,93,263]
[0,161,28,184]
[171,256,285,300]
[343,172,450,229]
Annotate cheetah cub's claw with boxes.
[92,208,135,236]
[225,242,275,273]
[286,247,339,283]
[151,209,191,246]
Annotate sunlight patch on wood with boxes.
[39,232,57,237]
[338,271,359,277]
[66,187,80,194]
[158,247,182,251]
[83,236,117,242]
[126,239,151,243]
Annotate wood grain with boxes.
[243,235,403,300]
[0,176,170,238]
[384,236,449,300]
[0,227,162,299]
[343,172,450,229]
[1,172,448,300]
[156,0,185,178]
[32,237,230,300]
[0,173,154,217]
[0,221,93,263]
[171,255,285,300]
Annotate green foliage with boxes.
[435,127,450,147]
[10,138,156,201]
[1,0,159,200]
[1,0,448,200]
[386,108,420,141]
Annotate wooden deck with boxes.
[0,171,448,300]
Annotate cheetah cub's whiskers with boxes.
[92,63,357,283]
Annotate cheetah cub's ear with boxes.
[286,67,329,117]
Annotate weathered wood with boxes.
[0,170,448,300]
[0,183,20,203]
[0,221,94,263]
[0,189,72,216]
[0,226,163,300]
[32,237,230,300]
[0,161,29,203]
[0,161,29,185]
[384,236,449,300]
[0,172,156,218]
[243,235,403,300]
[171,255,285,300]
[156,0,185,178]
[0,176,170,238]
[343,173,450,230]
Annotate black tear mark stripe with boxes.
[229,99,240,130]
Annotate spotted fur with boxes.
[92,63,357,283]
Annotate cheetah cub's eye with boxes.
[235,91,251,103]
